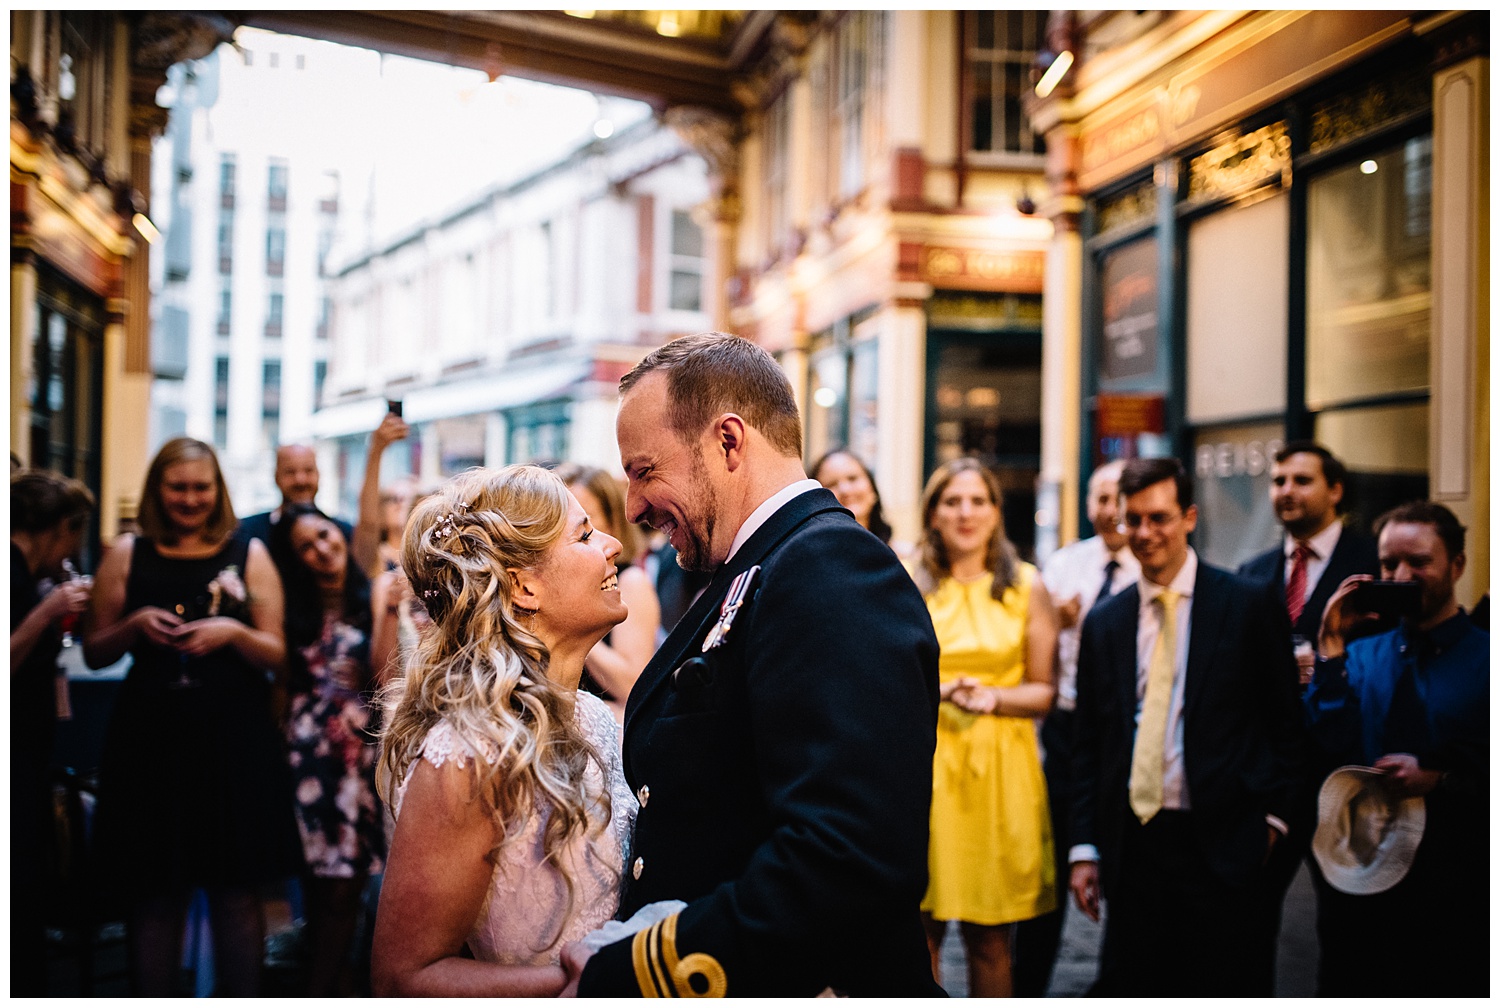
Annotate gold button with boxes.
[632,856,644,879]
[637,784,650,807]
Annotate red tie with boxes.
[1286,543,1312,625]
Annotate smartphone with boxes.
[386,399,403,418]
[1349,580,1422,620]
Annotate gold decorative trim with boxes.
[1309,67,1431,155]
[1097,181,1158,234]
[629,913,727,998]
[1187,121,1290,204]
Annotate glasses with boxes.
[1121,510,1184,532]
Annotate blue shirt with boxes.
[1307,612,1489,780]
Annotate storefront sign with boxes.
[919,246,1044,294]
[1098,237,1158,381]
[1193,436,1284,480]
[1095,393,1165,435]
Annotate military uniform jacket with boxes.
[576,487,943,996]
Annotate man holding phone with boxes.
[1306,501,1488,995]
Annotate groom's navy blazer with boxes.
[576,487,943,996]
[1070,560,1305,895]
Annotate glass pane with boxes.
[1305,137,1432,409]
[670,210,703,258]
[806,344,849,464]
[929,336,1042,558]
[1191,420,1285,570]
[971,63,993,152]
[669,270,701,312]
[1097,237,1161,387]
[1315,401,1429,534]
[849,333,880,473]
[975,11,994,51]
[1186,192,1288,423]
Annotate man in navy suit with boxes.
[1069,457,1303,995]
[564,333,942,997]
[1236,440,1379,986]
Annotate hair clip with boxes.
[455,500,470,511]
[433,513,458,539]
[421,589,440,600]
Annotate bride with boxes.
[370,465,637,996]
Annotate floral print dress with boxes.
[285,614,386,879]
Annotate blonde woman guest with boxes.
[84,438,300,996]
[371,465,638,996]
[910,457,1059,997]
[553,463,661,723]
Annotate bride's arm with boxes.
[371,758,567,996]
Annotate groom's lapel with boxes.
[621,488,848,739]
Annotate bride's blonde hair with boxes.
[378,465,612,923]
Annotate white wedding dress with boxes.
[392,690,638,965]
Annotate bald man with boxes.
[234,444,352,554]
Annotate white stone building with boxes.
[314,115,711,516]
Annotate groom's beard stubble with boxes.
[672,453,718,573]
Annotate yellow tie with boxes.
[1129,589,1180,824]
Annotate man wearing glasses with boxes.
[1067,457,1303,995]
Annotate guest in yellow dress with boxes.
[909,458,1060,997]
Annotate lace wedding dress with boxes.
[392,690,638,965]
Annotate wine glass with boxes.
[168,594,208,689]
[57,559,93,649]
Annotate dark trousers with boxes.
[1092,810,1269,996]
[1012,707,1073,996]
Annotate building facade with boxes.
[722,11,1054,553]
[148,32,385,517]
[10,12,231,556]
[314,115,711,515]
[1032,10,1488,602]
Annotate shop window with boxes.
[1305,136,1432,410]
[1315,402,1429,534]
[1186,192,1289,423]
[668,210,705,312]
[966,10,1047,157]
[30,269,105,567]
[434,414,488,475]
[506,401,570,467]
[1191,421,1285,569]
[926,314,1043,559]
[804,314,880,470]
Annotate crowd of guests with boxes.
[12,423,1487,997]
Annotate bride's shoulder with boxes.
[416,717,500,771]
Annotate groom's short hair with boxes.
[619,332,803,459]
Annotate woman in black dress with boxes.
[84,438,301,996]
[10,470,95,995]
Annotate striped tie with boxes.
[1286,543,1312,625]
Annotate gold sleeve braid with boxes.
[629,912,727,997]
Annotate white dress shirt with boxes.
[1040,535,1140,712]
[1283,520,1344,609]
[724,479,821,565]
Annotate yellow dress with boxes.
[921,564,1056,926]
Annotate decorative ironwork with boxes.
[1096,181,1157,235]
[1309,68,1431,155]
[1187,121,1290,203]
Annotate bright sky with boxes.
[218,27,652,256]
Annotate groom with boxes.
[565,333,942,996]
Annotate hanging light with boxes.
[1034,50,1074,99]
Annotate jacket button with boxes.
[637,784,650,807]
[632,857,644,880]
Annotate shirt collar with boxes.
[725,478,821,564]
[1140,548,1197,603]
[1285,520,1343,561]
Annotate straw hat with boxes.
[1311,765,1426,896]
